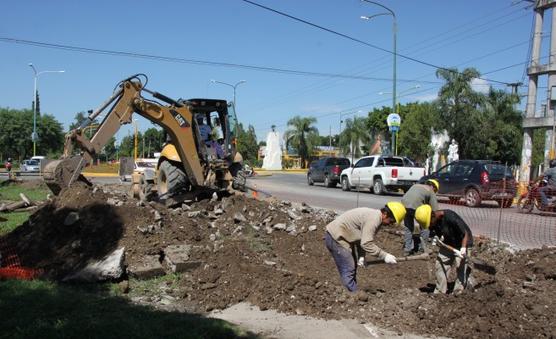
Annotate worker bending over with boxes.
[415,205,473,294]
[324,202,406,292]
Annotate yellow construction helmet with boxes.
[415,204,433,229]
[426,179,440,192]
[385,201,406,224]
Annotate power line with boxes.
[246,4,530,113]
[0,36,443,84]
[240,0,517,86]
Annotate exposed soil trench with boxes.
[2,182,556,338]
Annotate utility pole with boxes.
[329,125,332,154]
[519,1,556,194]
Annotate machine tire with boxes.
[157,160,189,197]
[341,177,351,191]
[373,178,385,195]
[307,173,314,186]
[465,188,482,207]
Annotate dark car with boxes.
[307,157,351,188]
[420,160,516,208]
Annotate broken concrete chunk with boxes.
[64,212,80,226]
[63,247,125,282]
[214,208,223,215]
[308,225,318,232]
[287,210,302,220]
[273,223,287,231]
[286,225,296,233]
[154,210,162,221]
[188,211,202,218]
[233,212,247,223]
[128,255,166,279]
[164,244,202,273]
[263,216,273,224]
[181,203,192,211]
[264,260,277,266]
[265,226,273,234]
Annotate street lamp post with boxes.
[210,79,247,111]
[28,63,65,156]
[360,0,397,154]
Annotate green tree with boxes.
[236,123,258,165]
[119,134,139,157]
[143,127,164,157]
[397,102,442,162]
[340,117,370,162]
[436,67,482,158]
[284,116,318,168]
[478,89,522,164]
[0,108,64,160]
[102,136,117,161]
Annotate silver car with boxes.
[21,159,40,172]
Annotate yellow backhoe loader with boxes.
[43,74,244,204]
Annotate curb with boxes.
[254,169,307,174]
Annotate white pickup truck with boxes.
[340,155,425,194]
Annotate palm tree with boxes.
[284,116,318,168]
[436,67,482,158]
[340,117,371,163]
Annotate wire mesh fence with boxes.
[434,179,556,250]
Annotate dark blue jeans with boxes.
[324,232,357,292]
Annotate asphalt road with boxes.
[2,172,555,249]
[247,173,556,250]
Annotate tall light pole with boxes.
[360,0,397,117]
[210,79,247,111]
[28,63,65,156]
[361,1,396,155]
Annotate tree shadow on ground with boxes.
[0,280,260,339]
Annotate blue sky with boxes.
[1,0,537,144]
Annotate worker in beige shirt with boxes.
[324,202,406,292]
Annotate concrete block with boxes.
[164,244,202,273]
[129,255,165,279]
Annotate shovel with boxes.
[433,236,496,275]
[364,252,430,265]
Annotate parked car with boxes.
[21,159,40,172]
[340,155,425,194]
[307,157,351,187]
[419,160,516,208]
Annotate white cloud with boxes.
[470,78,491,94]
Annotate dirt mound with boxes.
[2,182,556,337]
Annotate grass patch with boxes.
[0,211,29,235]
[127,273,181,298]
[0,183,49,201]
[0,279,258,339]
[83,163,119,174]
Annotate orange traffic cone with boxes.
[252,185,258,199]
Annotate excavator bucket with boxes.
[43,156,88,195]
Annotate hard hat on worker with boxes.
[415,204,433,229]
[385,201,406,224]
[426,179,440,193]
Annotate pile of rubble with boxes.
[1,182,555,338]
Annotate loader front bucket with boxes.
[43,156,87,195]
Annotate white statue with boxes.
[262,127,282,170]
[430,130,450,172]
[447,139,459,163]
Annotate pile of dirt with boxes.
[2,182,556,338]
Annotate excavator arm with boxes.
[44,75,207,194]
